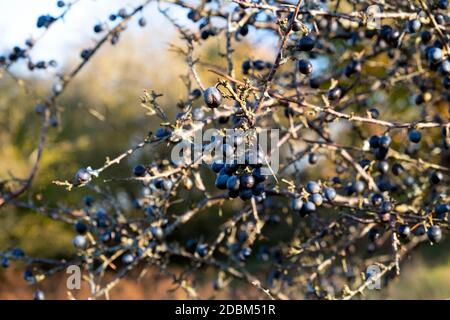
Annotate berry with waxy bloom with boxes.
[204,87,222,108]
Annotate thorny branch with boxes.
[0,0,449,300]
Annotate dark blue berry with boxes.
[75,168,91,184]
[36,61,48,69]
[23,269,35,283]
[408,19,421,33]
[196,244,208,257]
[308,153,318,164]
[215,173,230,189]
[421,30,432,44]
[429,171,443,184]
[428,47,443,63]
[298,59,313,75]
[93,24,103,33]
[190,88,202,100]
[435,204,449,215]
[324,187,336,201]
[305,181,321,194]
[185,239,198,253]
[353,181,366,194]
[392,163,404,176]
[427,225,442,243]
[133,164,146,177]
[33,290,45,300]
[292,21,302,32]
[403,176,416,187]
[211,160,225,173]
[145,206,157,218]
[242,60,251,72]
[397,225,411,239]
[359,159,371,170]
[369,108,380,119]
[290,197,303,212]
[138,17,147,27]
[73,235,87,249]
[301,201,316,215]
[379,135,392,148]
[380,25,393,41]
[83,196,94,207]
[222,143,234,158]
[239,24,249,37]
[298,35,315,51]
[1,257,9,268]
[371,193,384,206]
[327,86,343,101]
[187,10,200,22]
[239,188,253,201]
[151,226,163,239]
[408,129,422,143]
[238,247,251,260]
[377,160,389,173]
[155,127,171,138]
[100,231,113,243]
[253,60,265,71]
[226,175,240,191]
[415,225,426,236]
[75,221,87,234]
[80,49,92,60]
[252,167,267,183]
[155,178,173,192]
[122,253,134,264]
[223,162,239,174]
[204,87,222,108]
[380,201,393,213]
[37,15,55,29]
[344,60,362,77]
[368,227,380,242]
[118,8,128,18]
[439,60,450,75]
[252,183,265,196]
[369,135,380,148]
[309,193,323,206]
[11,247,25,258]
[438,0,448,9]
[374,147,389,160]
[309,78,320,89]
[240,173,255,189]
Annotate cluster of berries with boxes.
[211,139,268,201]
[290,181,337,216]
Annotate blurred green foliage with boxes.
[0,25,449,298]
[0,33,256,255]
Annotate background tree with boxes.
[0,0,449,299]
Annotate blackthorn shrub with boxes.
[0,0,449,301]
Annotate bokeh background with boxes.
[0,0,449,299]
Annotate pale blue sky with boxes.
[0,0,178,75]
[0,1,279,79]
[1,1,124,54]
